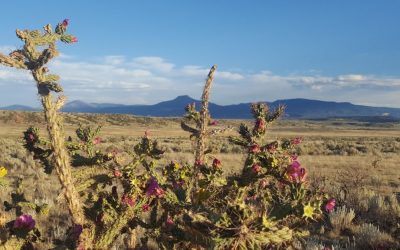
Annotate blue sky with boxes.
[1,1,400,107]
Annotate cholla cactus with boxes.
[0,20,335,250]
[174,68,329,249]
[0,19,89,247]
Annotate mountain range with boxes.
[1,95,400,120]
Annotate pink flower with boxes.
[249,144,261,154]
[252,164,262,173]
[195,160,204,166]
[291,137,302,145]
[212,158,222,169]
[286,161,306,183]
[93,137,101,145]
[145,177,164,198]
[13,214,35,231]
[259,179,268,188]
[255,118,266,132]
[71,36,78,43]
[62,19,69,28]
[121,195,136,207]
[325,198,336,213]
[166,216,174,226]
[28,133,35,142]
[142,203,150,212]
[113,168,122,178]
[209,120,218,126]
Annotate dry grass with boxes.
[0,110,399,249]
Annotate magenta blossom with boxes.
[62,19,69,28]
[325,198,336,213]
[286,161,306,183]
[209,120,218,126]
[28,133,35,142]
[14,214,35,231]
[212,158,222,169]
[291,137,302,145]
[166,216,174,226]
[145,177,164,198]
[259,179,268,189]
[249,144,261,154]
[195,160,204,166]
[142,203,150,212]
[255,118,266,132]
[113,168,122,178]
[252,163,262,173]
[121,195,136,207]
[93,137,102,145]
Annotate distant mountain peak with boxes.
[1,97,400,119]
[173,95,196,101]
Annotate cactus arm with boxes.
[0,53,28,69]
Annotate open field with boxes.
[0,110,399,249]
[1,110,399,194]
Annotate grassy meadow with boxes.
[0,110,399,249]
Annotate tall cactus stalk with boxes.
[180,65,217,203]
[0,21,90,246]
[194,65,217,164]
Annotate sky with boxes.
[1,1,400,108]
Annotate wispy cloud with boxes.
[1,48,400,107]
[0,46,16,54]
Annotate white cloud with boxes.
[0,46,16,54]
[104,55,125,65]
[181,65,208,76]
[131,57,175,73]
[1,50,400,108]
[336,74,366,82]
[0,67,31,83]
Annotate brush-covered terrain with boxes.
[0,110,399,249]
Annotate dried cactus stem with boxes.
[191,65,217,202]
[41,94,84,224]
[41,94,93,248]
[194,65,217,163]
